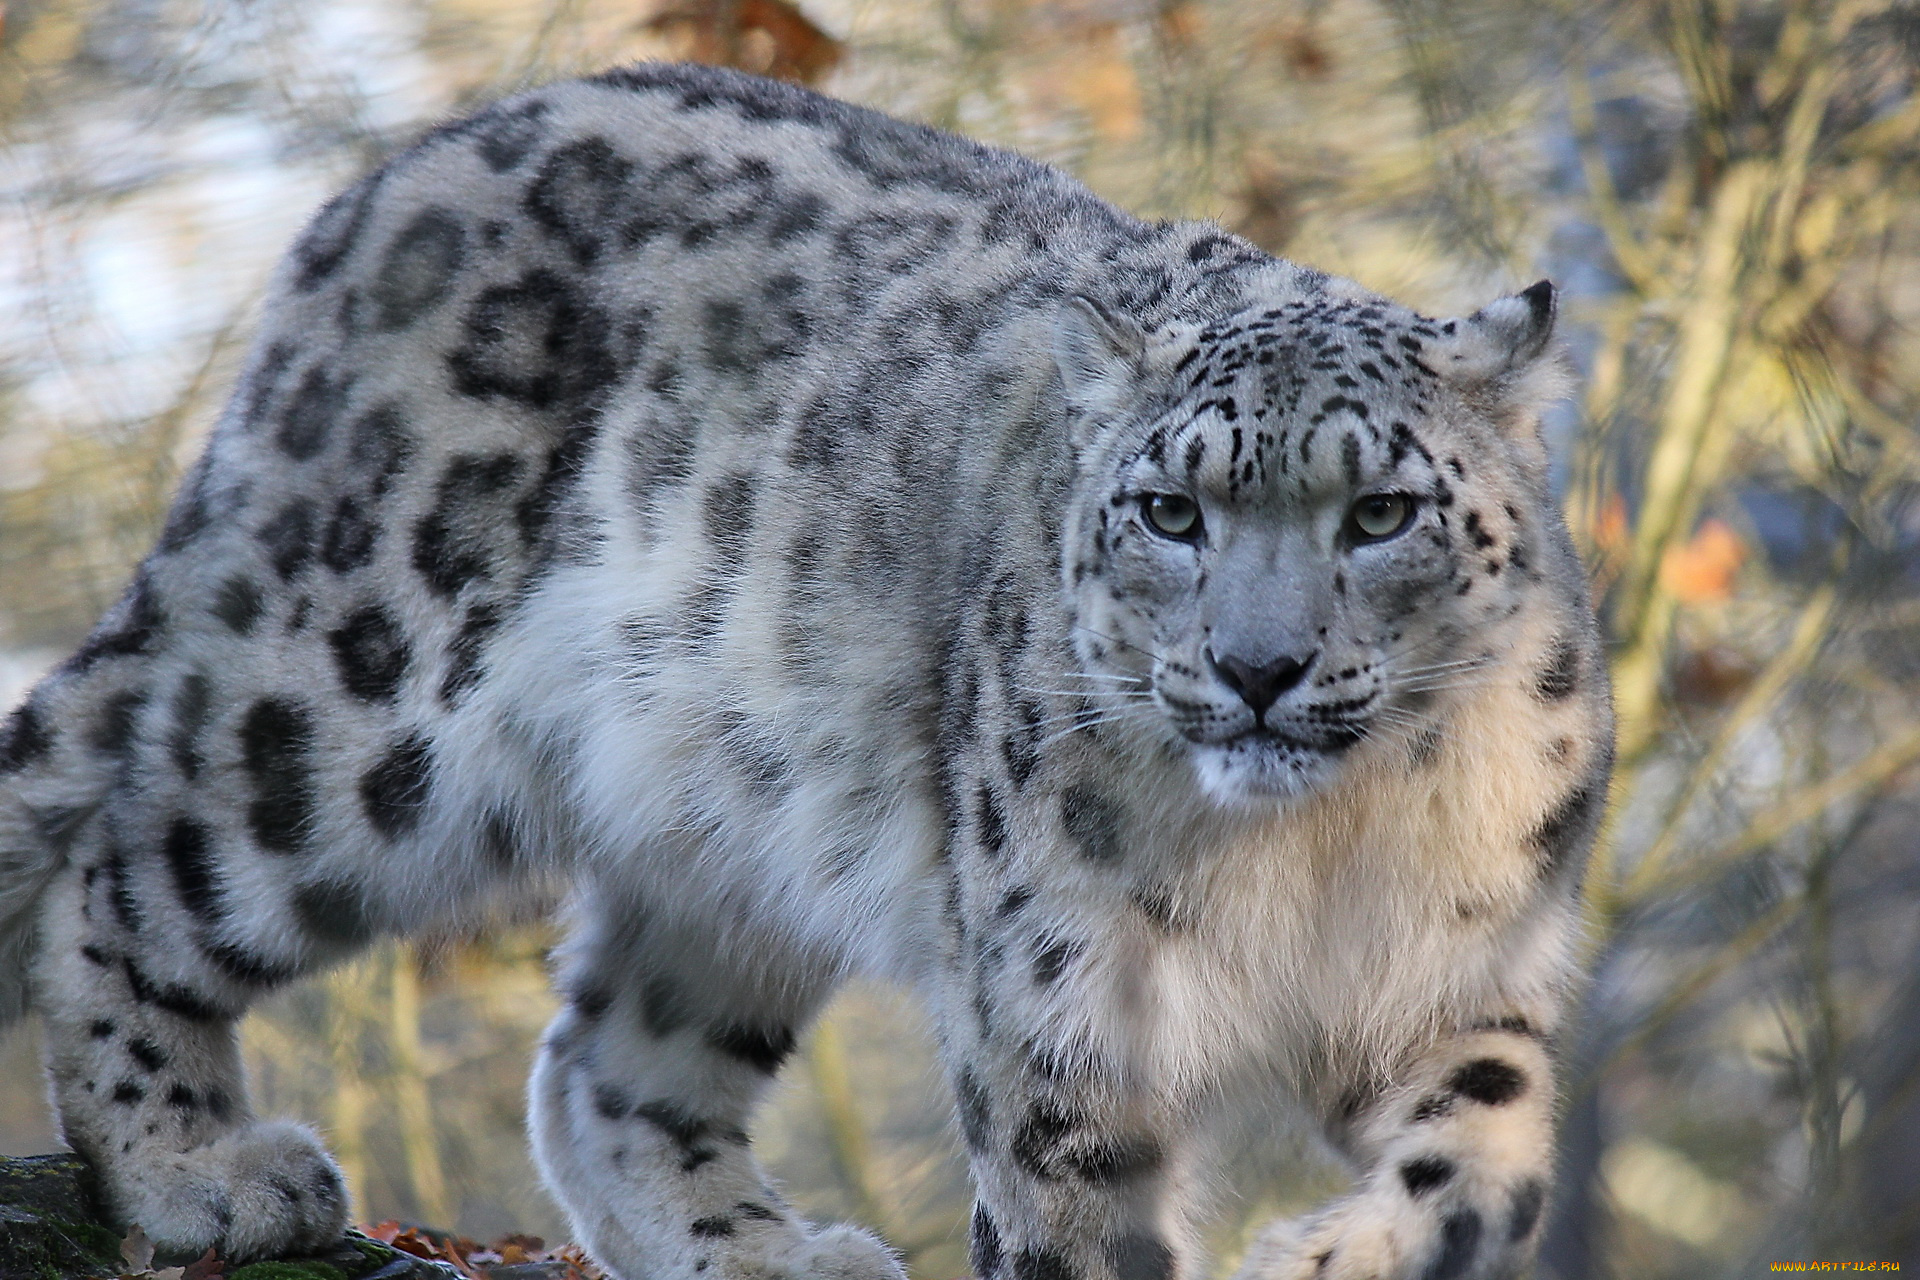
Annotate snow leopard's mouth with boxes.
[1164,695,1374,756]
[1186,723,1364,803]
[1241,721,1367,755]
[1205,721,1374,759]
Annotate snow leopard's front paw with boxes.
[795,1223,908,1280]
[1236,1170,1548,1280]
[103,1120,349,1263]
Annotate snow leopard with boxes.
[0,61,1610,1280]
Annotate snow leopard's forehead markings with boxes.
[1132,298,1454,505]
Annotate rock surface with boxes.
[0,1153,462,1279]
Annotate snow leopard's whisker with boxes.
[1035,720,1123,750]
[1392,673,1500,694]
[1361,710,1456,755]
[1382,636,1493,665]
[1024,689,1150,711]
[1391,655,1503,690]
[1396,667,1502,687]
[1037,669,1151,684]
[1071,624,1167,666]
[1392,655,1498,681]
[1012,685,1155,701]
[1013,672,1151,692]
[1394,672,1503,696]
[1034,706,1157,750]
[1395,657,1494,678]
[1021,702,1156,737]
[1371,706,1453,739]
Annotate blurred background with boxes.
[0,0,1917,1274]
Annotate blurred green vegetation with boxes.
[1,0,1918,1274]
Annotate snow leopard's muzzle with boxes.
[1150,532,1394,801]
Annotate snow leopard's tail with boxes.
[0,575,159,1026]
[0,773,54,1027]
[0,683,69,1027]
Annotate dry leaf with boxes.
[498,1233,546,1258]
[1661,518,1745,603]
[1155,1,1203,49]
[387,1228,443,1261]
[1279,21,1332,78]
[1236,165,1302,251]
[646,0,842,86]
[183,1247,224,1280]
[556,1244,610,1279]
[1673,645,1757,704]
[1593,493,1630,556]
[120,1224,155,1274]
[444,1235,486,1276]
[361,1220,603,1278]
[1059,31,1142,141]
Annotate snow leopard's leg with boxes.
[530,884,905,1280]
[945,1030,1203,1280]
[1235,1021,1558,1280]
[32,811,354,1261]
[930,880,1206,1280]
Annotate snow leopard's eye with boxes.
[1348,493,1417,542]
[1141,493,1203,540]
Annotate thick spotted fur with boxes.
[0,63,1611,1280]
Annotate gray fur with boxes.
[0,63,1610,1280]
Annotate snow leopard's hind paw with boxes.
[101,1120,348,1263]
[1236,1028,1555,1280]
[1235,1154,1548,1280]
[795,1223,908,1280]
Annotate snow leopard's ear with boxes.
[1055,295,1147,418]
[1477,278,1557,359]
[1437,280,1571,438]
[1443,280,1557,375]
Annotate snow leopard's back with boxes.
[0,62,1306,1021]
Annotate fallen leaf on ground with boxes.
[120,1224,155,1274]
[358,1220,608,1278]
[183,1246,224,1280]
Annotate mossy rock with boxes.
[293,1230,463,1280]
[0,1153,122,1278]
[229,1263,353,1280]
[0,1154,460,1279]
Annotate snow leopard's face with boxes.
[1056,286,1563,804]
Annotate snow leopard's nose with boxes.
[1208,649,1315,717]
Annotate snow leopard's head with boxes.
[1056,280,1573,805]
